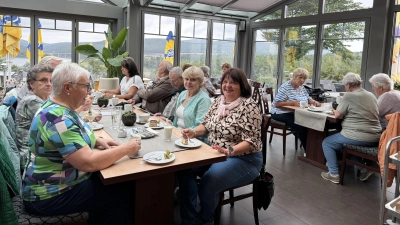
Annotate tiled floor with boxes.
[174,134,398,225]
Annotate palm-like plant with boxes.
[75,24,128,79]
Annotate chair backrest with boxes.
[261,114,268,166]
[258,87,273,114]
[251,81,262,105]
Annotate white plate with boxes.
[174,139,202,148]
[307,108,324,112]
[144,122,165,129]
[142,151,175,164]
[89,122,104,131]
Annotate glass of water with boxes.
[111,106,122,129]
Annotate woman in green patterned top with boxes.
[22,62,141,225]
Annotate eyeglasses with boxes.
[34,78,52,84]
[69,82,91,91]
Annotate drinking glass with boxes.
[111,106,122,129]
[84,109,98,126]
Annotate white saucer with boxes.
[89,122,104,131]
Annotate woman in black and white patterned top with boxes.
[178,68,263,225]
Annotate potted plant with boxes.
[121,110,136,126]
[75,24,128,79]
[97,95,109,107]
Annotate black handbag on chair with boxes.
[257,166,274,210]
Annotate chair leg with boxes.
[282,128,286,156]
[294,133,298,151]
[229,189,234,207]
[269,128,274,143]
[214,192,224,225]
[339,149,348,185]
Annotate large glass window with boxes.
[286,0,319,18]
[254,10,281,22]
[253,29,280,88]
[283,25,316,83]
[78,22,108,77]
[143,14,176,79]
[0,15,30,86]
[180,19,208,68]
[39,18,72,63]
[391,13,400,85]
[211,22,236,77]
[324,0,373,14]
[320,21,365,83]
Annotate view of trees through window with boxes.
[211,22,236,78]
[180,19,208,69]
[253,0,368,90]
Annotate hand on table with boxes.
[293,100,300,106]
[96,138,119,149]
[105,93,115,99]
[122,138,142,156]
[211,144,231,156]
[127,99,135,105]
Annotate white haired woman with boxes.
[200,65,216,97]
[22,62,141,224]
[369,73,400,130]
[321,73,381,184]
[270,67,321,151]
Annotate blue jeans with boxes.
[322,133,378,174]
[177,152,262,225]
[24,174,132,225]
[271,113,308,150]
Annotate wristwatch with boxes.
[228,146,234,156]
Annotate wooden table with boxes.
[95,108,226,225]
[282,105,339,170]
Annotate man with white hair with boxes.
[134,60,174,113]
[17,56,63,102]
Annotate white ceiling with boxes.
[93,0,283,18]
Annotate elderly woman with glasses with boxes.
[16,64,54,170]
[321,72,381,184]
[22,62,141,224]
[369,73,400,130]
[103,57,144,99]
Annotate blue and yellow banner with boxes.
[164,31,174,63]
[1,15,22,57]
[26,19,44,61]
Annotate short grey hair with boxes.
[52,62,90,95]
[27,64,54,91]
[292,68,309,79]
[200,66,210,76]
[369,73,393,91]
[169,66,183,77]
[182,66,204,84]
[38,56,63,68]
[160,61,173,76]
[342,72,362,87]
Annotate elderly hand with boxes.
[182,129,195,139]
[82,95,94,111]
[121,138,141,156]
[96,137,119,149]
[93,113,102,122]
[127,99,135,105]
[212,144,231,156]
[293,100,300,106]
[105,93,114,99]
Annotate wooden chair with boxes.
[339,144,379,185]
[258,87,298,156]
[213,114,268,225]
[251,81,262,104]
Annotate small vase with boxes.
[122,114,136,126]
[97,99,109,108]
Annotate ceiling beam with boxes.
[143,0,153,6]
[180,0,198,13]
[103,0,118,6]
[212,0,238,15]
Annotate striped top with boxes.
[271,80,310,114]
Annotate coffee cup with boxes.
[300,101,308,109]
[124,104,132,112]
[138,113,150,123]
[111,97,119,106]
[118,129,127,138]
